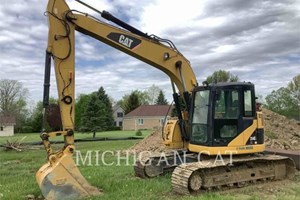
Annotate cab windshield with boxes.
[191,90,209,143]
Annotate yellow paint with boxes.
[188,143,265,155]
[228,120,256,146]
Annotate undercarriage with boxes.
[134,151,296,194]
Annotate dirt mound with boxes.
[128,109,300,152]
[263,108,300,150]
[127,129,166,154]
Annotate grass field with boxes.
[0,131,299,200]
[0,130,151,144]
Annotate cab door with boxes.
[213,88,241,146]
[213,85,255,146]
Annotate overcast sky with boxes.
[0,0,299,104]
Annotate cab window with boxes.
[215,89,240,119]
[244,90,253,117]
[214,89,239,138]
[191,90,209,143]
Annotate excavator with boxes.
[37,0,296,199]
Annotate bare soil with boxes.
[263,108,300,150]
[127,128,166,154]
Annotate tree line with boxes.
[75,86,168,135]
[117,86,169,114]
[265,74,300,120]
[0,80,169,133]
[1,71,299,133]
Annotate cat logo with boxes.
[107,32,141,49]
[119,35,133,48]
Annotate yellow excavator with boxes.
[37,0,296,199]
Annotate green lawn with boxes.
[0,130,151,144]
[0,131,299,200]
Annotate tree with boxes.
[80,94,105,137]
[96,87,114,130]
[75,94,92,130]
[30,98,58,132]
[155,90,168,105]
[30,101,43,132]
[135,90,150,105]
[205,70,239,84]
[124,91,141,114]
[0,79,28,115]
[13,98,29,133]
[0,79,29,132]
[266,88,293,114]
[46,104,62,131]
[265,74,300,120]
[108,96,116,106]
[117,90,149,111]
[147,84,161,105]
[78,87,114,134]
[287,74,300,107]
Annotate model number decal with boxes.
[107,33,141,49]
[237,146,253,150]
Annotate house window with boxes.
[138,119,144,125]
[0,126,3,131]
[117,112,123,118]
[119,121,123,127]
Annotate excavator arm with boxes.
[37,0,197,199]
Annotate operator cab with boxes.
[190,82,261,147]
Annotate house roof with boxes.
[0,116,16,125]
[125,105,172,117]
[112,104,124,113]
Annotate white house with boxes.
[112,105,125,128]
[0,116,16,136]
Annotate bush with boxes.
[135,129,142,136]
[110,126,122,131]
[20,126,33,133]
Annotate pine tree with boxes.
[97,87,110,107]
[97,86,114,130]
[80,94,104,136]
[155,90,168,105]
[75,94,91,130]
[77,87,114,133]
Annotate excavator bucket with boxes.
[36,152,101,200]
